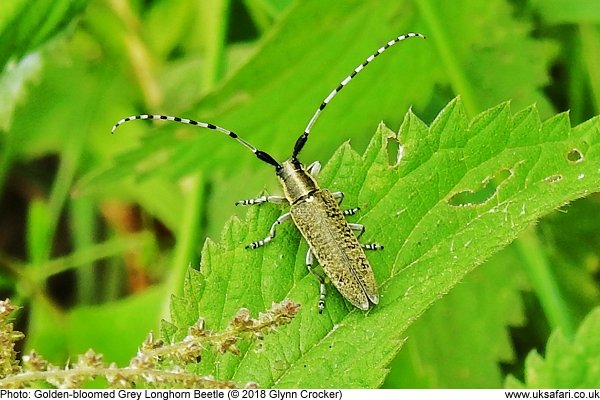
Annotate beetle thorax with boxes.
[277,159,320,204]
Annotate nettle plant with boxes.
[2,98,600,388]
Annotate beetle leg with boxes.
[361,243,384,250]
[306,249,327,313]
[343,207,360,216]
[246,212,291,249]
[348,222,365,238]
[348,223,384,249]
[331,191,344,204]
[306,161,322,177]
[236,195,287,206]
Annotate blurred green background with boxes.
[0,0,599,388]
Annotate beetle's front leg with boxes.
[246,212,291,249]
[235,195,287,206]
[306,161,321,177]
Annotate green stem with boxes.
[108,0,162,109]
[417,0,479,116]
[515,227,575,337]
[43,114,87,262]
[0,366,234,389]
[70,197,96,304]
[579,24,600,114]
[200,0,230,90]
[0,131,14,201]
[162,174,205,320]
[568,31,585,124]
[33,232,153,279]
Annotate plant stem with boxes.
[416,0,479,117]
[515,227,575,337]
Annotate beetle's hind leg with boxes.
[306,249,327,313]
[348,223,365,238]
[348,223,384,250]
[343,207,360,216]
[361,243,384,250]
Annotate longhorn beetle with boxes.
[113,32,426,313]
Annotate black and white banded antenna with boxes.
[112,32,425,166]
[291,32,426,159]
[111,114,281,169]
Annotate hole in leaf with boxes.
[566,148,584,163]
[386,136,402,166]
[448,168,512,207]
[544,174,563,184]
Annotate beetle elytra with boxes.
[112,32,426,312]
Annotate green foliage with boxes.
[0,0,89,132]
[384,246,528,388]
[1,0,600,390]
[160,100,600,387]
[533,0,600,23]
[0,0,89,69]
[0,298,299,388]
[506,307,600,388]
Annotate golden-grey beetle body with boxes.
[278,160,379,310]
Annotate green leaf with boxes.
[506,307,600,388]
[24,301,69,364]
[0,0,89,69]
[0,54,42,131]
[66,286,166,365]
[383,245,527,388]
[163,268,207,340]
[24,279,166,366]
[532,0,600,24]
[164,99,600,388]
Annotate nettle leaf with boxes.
[506,307,600,388]
[384,245,527,388]
[166,99,600,388]
[162,268,206,342]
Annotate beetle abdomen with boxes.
[290,190,379,310]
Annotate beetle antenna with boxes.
[112,114,281,169]
[291,32,426,159]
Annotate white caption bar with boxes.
[0,389,599,400]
